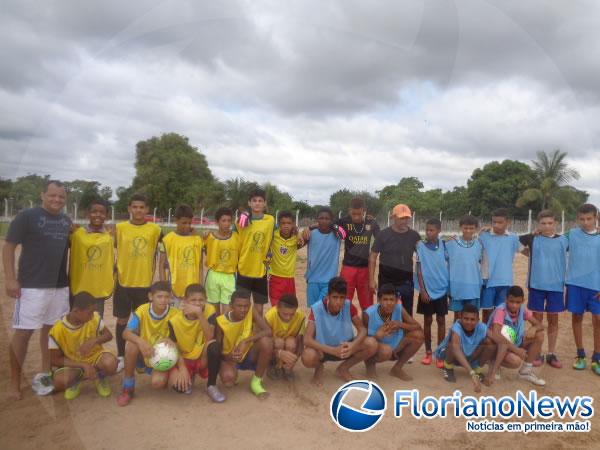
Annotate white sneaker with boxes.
[495,368,501,380]
[519,370,546,386]
[116,356,125,373]
[407,357,414,364]
[32,372,54,396]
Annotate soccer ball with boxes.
[149,340,179,371]
[500,325,517,344]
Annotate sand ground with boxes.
[1,241,599,449]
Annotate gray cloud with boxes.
[1,0,599,206]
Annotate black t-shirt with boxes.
[6,207,71,288]
[372,227,421,282]
[336,216,380,268]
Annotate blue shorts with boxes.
[307,282,329,307]
[236,353,257,371]
[566,285,600,315]
[528,287,565,313]
[480,284,509,309]
[136,356,152,374]
[449,298,479,312]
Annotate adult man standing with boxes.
[3,180,71,400]
[337,198,380,311]
[368,204,420,316]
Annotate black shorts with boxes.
[378,277,415,316]
[113,282,150,318]
[416,294,449,316]
[236,274,268,304]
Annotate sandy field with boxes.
[1,241,599,449]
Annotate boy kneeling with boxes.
[435,304,496,393]
[302,277,377,386]
[363,284,424,381]
[265,293,305,380]
[49,292,117,399]
[117,281,178,406]
[167,284,225,402]
[216,290,273,399]
[486,285,546,386]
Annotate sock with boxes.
[123,377,135,390]
[577,348,586,359]
[592,352,600,363]
[116,323,127,357]
[206,341,221,387]
[521,362,533,372]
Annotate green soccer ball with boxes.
[500,324,517,344]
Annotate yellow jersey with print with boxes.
[237,214,275,278]
[162,232,203,298]
[265,307,305,338]
[269,230,298,278]
[69,227,115,298]
[168,304,216,360]
[205,231,239,274]
[116,221,162,287]
[216,308,254,358]
[131,303,178,345]
[49,312,109,365]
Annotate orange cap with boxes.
[392,204,412,218]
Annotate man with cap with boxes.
[368,204,421,316]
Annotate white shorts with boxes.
[12,287,70,330]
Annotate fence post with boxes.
[200,208,204,226]
[527,209,532,233]
[412,212,416,229]
[275,210,279,222]
[29,200,33,208]
[111,206,115,223]
[153,207,157,223]
[4,198,7,218]
[235,210,239,223]
[168,208,172,226]
[338,210,342,219]
[439,210,442,221]
[387,210,391,227]
[561,210,565,234]
[295,209,299,227]
[74,203,78,221]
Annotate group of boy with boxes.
[5,180,600,404]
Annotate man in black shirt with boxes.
[369,204,420,316]
[338,198,380,311]
[3,180,71,400]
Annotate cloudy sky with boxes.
[2,0,599,205]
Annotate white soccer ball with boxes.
[500,325,517,344]
[149,340,179,372]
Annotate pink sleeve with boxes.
[492,309,506,325]
[524,308,533,321]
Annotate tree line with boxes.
[0,133,587,220]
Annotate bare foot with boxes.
[335,366,355,382]
[311,364,324,387]
[7,384,22,401]
[390,367,413,381]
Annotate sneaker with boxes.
[32,372,54,396]
[532,354,544,367]
[116,356,125,373]
[519,370,546,386]
[64,382,81,400]
[95,378,112,397]
[435,359,444,369]
[546,354,563,369]
[117,388,134,407]
[573,357,587,370]
[442,367,456,383]
[207,385,226,403]
[592,361,600,376]
[407,357,414,364]
[421,351,433,365]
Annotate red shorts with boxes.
[269,275,296,306]
[170,358,207,377]
[340,265,373,310]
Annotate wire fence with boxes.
[0,203,581,235]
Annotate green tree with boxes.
[516,150,586,216]
[440,186,470,218]
[0,177,12,202]
[292,200,313,218]
[130,133,217,214]
[467,160,534,218]
[264,182,294,213]
[223,178,260,211]
[330,189,382,217]
[9,174,50,210]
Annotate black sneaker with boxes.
[443,367,456,383]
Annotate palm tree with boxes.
[517,150,580,211]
